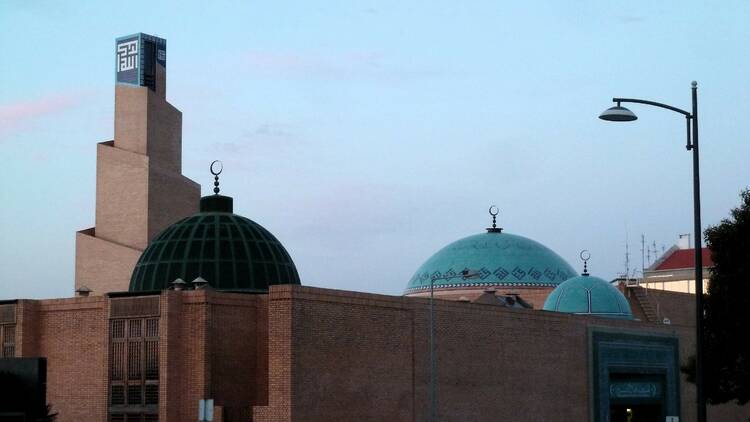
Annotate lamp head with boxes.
[599,105,637,122]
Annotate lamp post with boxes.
[599,81,705,422]
[428,269,480,422]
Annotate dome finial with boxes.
[580,250,591,276]
[210,160,223,195]
[486,205,502,233]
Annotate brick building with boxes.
[1,33,749,422]
[3,284,749,421]
[641,245,713,294]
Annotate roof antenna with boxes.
[486,205,502,233]
[580,250,591,276]
[210,160,223,195]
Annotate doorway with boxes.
[610,403,662,422]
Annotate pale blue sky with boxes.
[1,0,749,299]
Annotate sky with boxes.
[1,0,749,299]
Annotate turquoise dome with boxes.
[542,274,633,319]
[405,231,577,293]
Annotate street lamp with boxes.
[599,81,705,422]
[428,269,480,422]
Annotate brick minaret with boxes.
[75,33,200,295]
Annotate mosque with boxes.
[0,33,748,422]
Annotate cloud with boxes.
[242,50,380,78]
[253,122,294,138]
[0,91,89,140]
[293,182,426,241]
[617,15,645,24]
[204,121,301,172]
[210,122,297,152]
[240,50,444,82]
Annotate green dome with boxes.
[129,195,300,292]
[405,231,577,293]
[542,274,633,319]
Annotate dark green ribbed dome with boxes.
[129,194,300,292]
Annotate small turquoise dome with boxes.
[543,274,633,319]
[405,231,577,293]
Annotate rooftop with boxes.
[651,248,713,271]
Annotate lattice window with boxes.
[110,317,159,419]
[111,385,125,406]
[0,325,15,357]
[111,342,125,381]
[112,320,126,338]
[109,415,158,422]
[127,385,142,405]
[0,305,15,324]
[110,297,160,318]
[145,340,158,380]
[128,341,142,380]
[129,319,142,338]
[144,384,159,405]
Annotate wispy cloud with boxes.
[617,15,645,24]
[242,50,379,77]
[240,49,444,82]
[289,182,416,249]
[211,122,297,152]
[0,91,89,140]
[205,121,301,172]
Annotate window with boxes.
[110,317,159,421]
[0,325,15,357]
[109,414,159,422]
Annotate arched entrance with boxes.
[590,330,680,422]
[608,374,665,422]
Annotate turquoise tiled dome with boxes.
[542,274,633,319]
[405,232,577,293]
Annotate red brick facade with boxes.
[5,285,750,421]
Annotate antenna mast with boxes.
[625,232,631,281]
[640,234,646,278]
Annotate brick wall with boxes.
[10,286,748,421]
[253,292,292,422]
[161,290,268,422]
[14,291,268,422]
[209,293,267,421]
[17,297,109,422]
[256,285,749,422]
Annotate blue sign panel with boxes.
[115,33,166,89]
[116,35,140,85]
[609,382,662,399]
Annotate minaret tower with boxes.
[75,33,200,295]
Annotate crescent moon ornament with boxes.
[210,160,223,194]
[210,160,223,176]
[486,205,502,232]
[579,250,591,275]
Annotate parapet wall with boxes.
[256,285,749,422]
